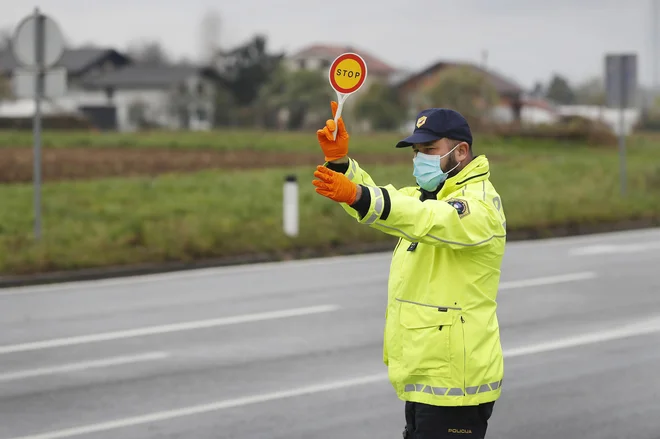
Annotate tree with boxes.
[545,74,575,104]
[354,81,406,130]
[214,35,283,108]
[257,65,334,130]
[574,76,605,105]
[425,66,500,128]
[530,81,544,98]
[212,85,236,127]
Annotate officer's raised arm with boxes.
[313,108,507,250]
[348,178,505,250]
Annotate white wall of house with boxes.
[55,88,169,131]
[488,105,516,124]
[115,89,173,131]
[42,73,216,131]
[520,106,559,125]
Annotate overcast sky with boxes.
[1,0,657,90]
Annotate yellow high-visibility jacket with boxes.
[330,154,507,407]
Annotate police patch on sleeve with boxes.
[446,198,470,218]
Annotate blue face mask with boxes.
[412,145,461,192]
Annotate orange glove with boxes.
[312,165,358,205]
[317,101,349,162]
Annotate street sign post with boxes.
[11,8,66,240]
[605,53,638,196]
[328,53,368,140]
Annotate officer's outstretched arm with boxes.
[325,157,376,186]
[349,183,506,250]
[324,158,378,220]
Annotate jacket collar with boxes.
[418,155,491,200]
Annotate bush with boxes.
[488,117,618,147]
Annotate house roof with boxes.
[81,64,218,89]
[0,47,129,76]
[289,44,396,75]
[395,60,524,96]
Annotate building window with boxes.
[196,107,207,121]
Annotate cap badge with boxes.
[416,116,427,128]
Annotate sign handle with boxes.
[332,92,348,140]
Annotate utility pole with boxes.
[654,0,658,90]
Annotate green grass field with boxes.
[1,132,659,276]
[0,129,397,152]
[0,127,638,153]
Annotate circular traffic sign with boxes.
[12,11,65,68]
[328,52,368,95]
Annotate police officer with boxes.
[312,103,507,439]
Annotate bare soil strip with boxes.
[0,147,418,183]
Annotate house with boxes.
[0,47,131,84]
[286,43,400,86]
[0,47,129,128]
[74,64,219,131]
[0,47,220,131]
[394,60,525,122]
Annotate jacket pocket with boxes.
[397,298,458,378]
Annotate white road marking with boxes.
[499,272,596,290]
[0,305,339,355]
[9,314,660,439]
[0,352,169,382]
[7,374,388,439]
[505,315,660,358]
[569,241,660,256]
[0,270,595,356]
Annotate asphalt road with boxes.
[1,228,660,439]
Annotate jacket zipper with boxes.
[395,298,463,311]
[461,315,466,392]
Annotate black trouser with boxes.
[402,401,495,439]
